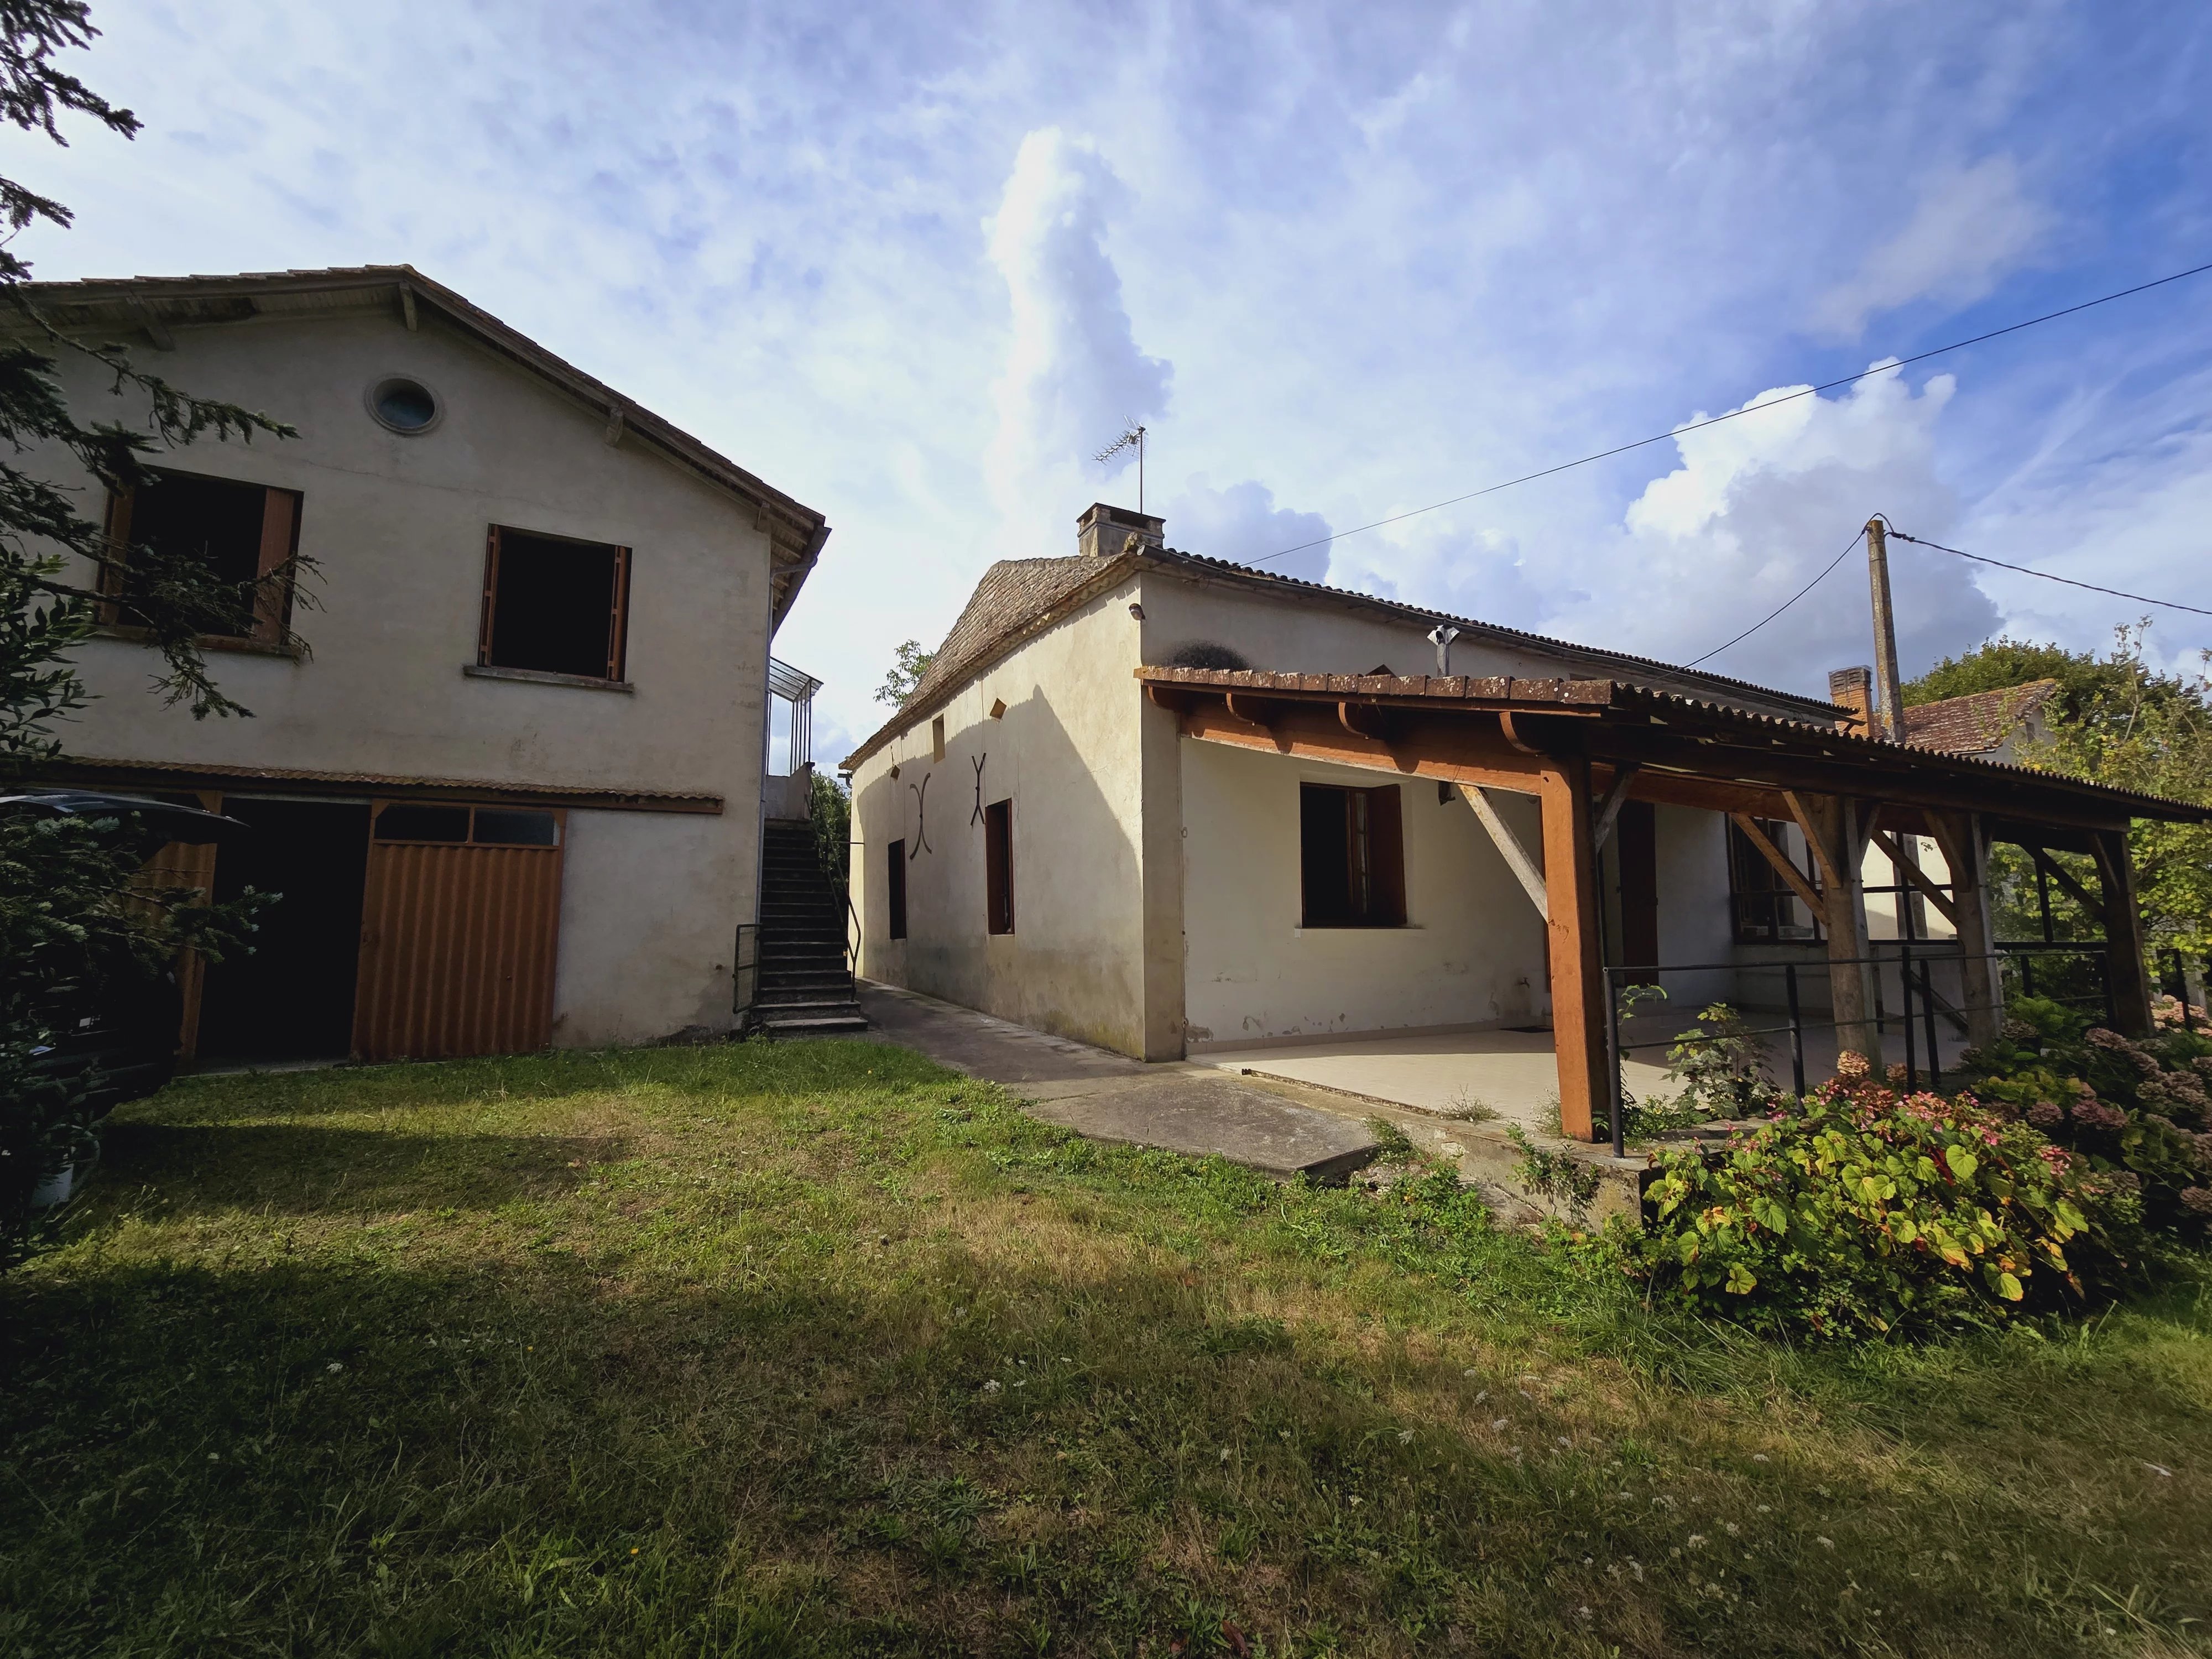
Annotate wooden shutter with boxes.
[252,487,302,644]
[888,839,907,939]
[1364,784,1406,926]
[477,526,503,664]
[984,799,1013,935]
[352,804,565,1060]
[606,544,632,681]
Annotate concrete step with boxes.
[756,1013,870,1036]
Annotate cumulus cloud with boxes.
[983,128,1172,555]
[1553,365,2001,693]
[1327,517,1551,636]
[1812,157,2051,338]
[1161,476,1333,581]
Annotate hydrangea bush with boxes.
[1954,994,2212,1234]
[1626,1056,2118,1338]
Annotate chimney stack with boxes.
[1077,502,1165,560]
[1829,666,1874,736]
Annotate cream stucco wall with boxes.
[30,301,780,1045]
[849,578,1164,1056]
[1180,743,1549,1046]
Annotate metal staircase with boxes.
[749,818,867,1036]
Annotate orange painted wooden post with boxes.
[1540,756,1607,1142]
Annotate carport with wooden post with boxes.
[1140,666,2209,1143]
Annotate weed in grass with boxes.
[1,1040,2208,1656]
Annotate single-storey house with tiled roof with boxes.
[843,503,2206,1142]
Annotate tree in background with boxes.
[2,2,304,1261]
[874,639,935,707]
[1904,628,2212,963]
[808,769,849,891]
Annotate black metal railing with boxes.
[731,922,760,1030]
[1599,942,2115,1159]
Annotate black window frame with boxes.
[984,799,1014,936]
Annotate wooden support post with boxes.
[1460,783,1548,920]
[1792,792,1881,1067]
[1539,757,1608,1143]
[1927,810,2002,1047]
[2090,828,2154,1037]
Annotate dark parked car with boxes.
[3,789,247,1115]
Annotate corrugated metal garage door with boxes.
[352,804,565,1060]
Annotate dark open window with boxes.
[888,839,908,940]
[984,799,1014,935]
[1728,817,1820,943]
[104,468,301,645]
[1300,782,1405,927]
[479,525,631,682]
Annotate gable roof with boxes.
[844,540,1844,769]
[11,265,831,624]
[1900,679,2059,755]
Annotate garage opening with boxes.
[194,798,372,1061]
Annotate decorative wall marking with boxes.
[907,773,932,858]
[971,754,988,825]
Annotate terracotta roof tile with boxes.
[1900,680,2058,755]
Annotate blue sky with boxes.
[21,1,2212,760]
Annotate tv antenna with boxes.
[1093,422,1147,513]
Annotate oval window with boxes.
[368,377,440,434]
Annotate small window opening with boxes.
[479,525,631,681]
[368,377,440,434]
[375,804,561,846]
[1300,782,1405,927]
[375,805,471,842]
[984,799,1014,935]
[931,716,946,761]
[888,839,908,940]
[107,468,300,643]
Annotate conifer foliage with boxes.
[1,2,303,1262]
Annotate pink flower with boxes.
[2026,1101,2065,1129]
[2182,1187,2212,1216]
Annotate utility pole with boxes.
[1865,517,1905,742]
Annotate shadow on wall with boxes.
[859,686,1147,1055]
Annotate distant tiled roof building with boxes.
[1902,679,2060,759]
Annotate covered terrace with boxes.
[1140,665,2210,1146]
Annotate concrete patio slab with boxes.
[857,982,1381,1183]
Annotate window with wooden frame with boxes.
[1300,782,1406,927]
[103,468,302,646]
[983,799,1014,935]
[478,525,632,684]
[888,839,908,940]
[1726,816,1820,943]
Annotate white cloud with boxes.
[1812,157,2051,338]
[982,128,1171,556]
[1551,366,2001,693]
[1161,476,1332,582]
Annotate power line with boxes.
[1885,528,2212,619]
[1682,527,1865,667]
[1251,256,2212,568]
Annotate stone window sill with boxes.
[463,663,634,693]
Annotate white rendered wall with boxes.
[1180,742,1548,1046]
[31,304,777,1046]
[555,810,742,1045]
[848,581,1157,1055]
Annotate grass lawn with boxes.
[3,1040,2210,1657]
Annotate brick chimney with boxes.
[1829,665,1874,735]
[1077,501,1165,559]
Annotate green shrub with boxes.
[1955,995,2212,1235]
[1625,1060,2119,1338]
